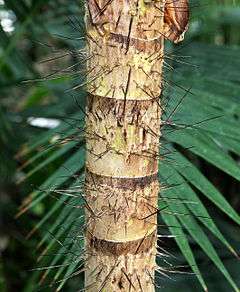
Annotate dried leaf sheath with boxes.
[85,0,165,290]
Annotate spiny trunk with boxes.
[84,0,188,290]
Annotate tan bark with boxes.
[84,0,188,290]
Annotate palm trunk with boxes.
[84,0,187,290]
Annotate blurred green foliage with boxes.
[0,0,240,291]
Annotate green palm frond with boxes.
[18,41,240,291]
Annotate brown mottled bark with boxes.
[84,0,188,291]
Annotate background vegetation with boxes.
[0,0,240,291]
